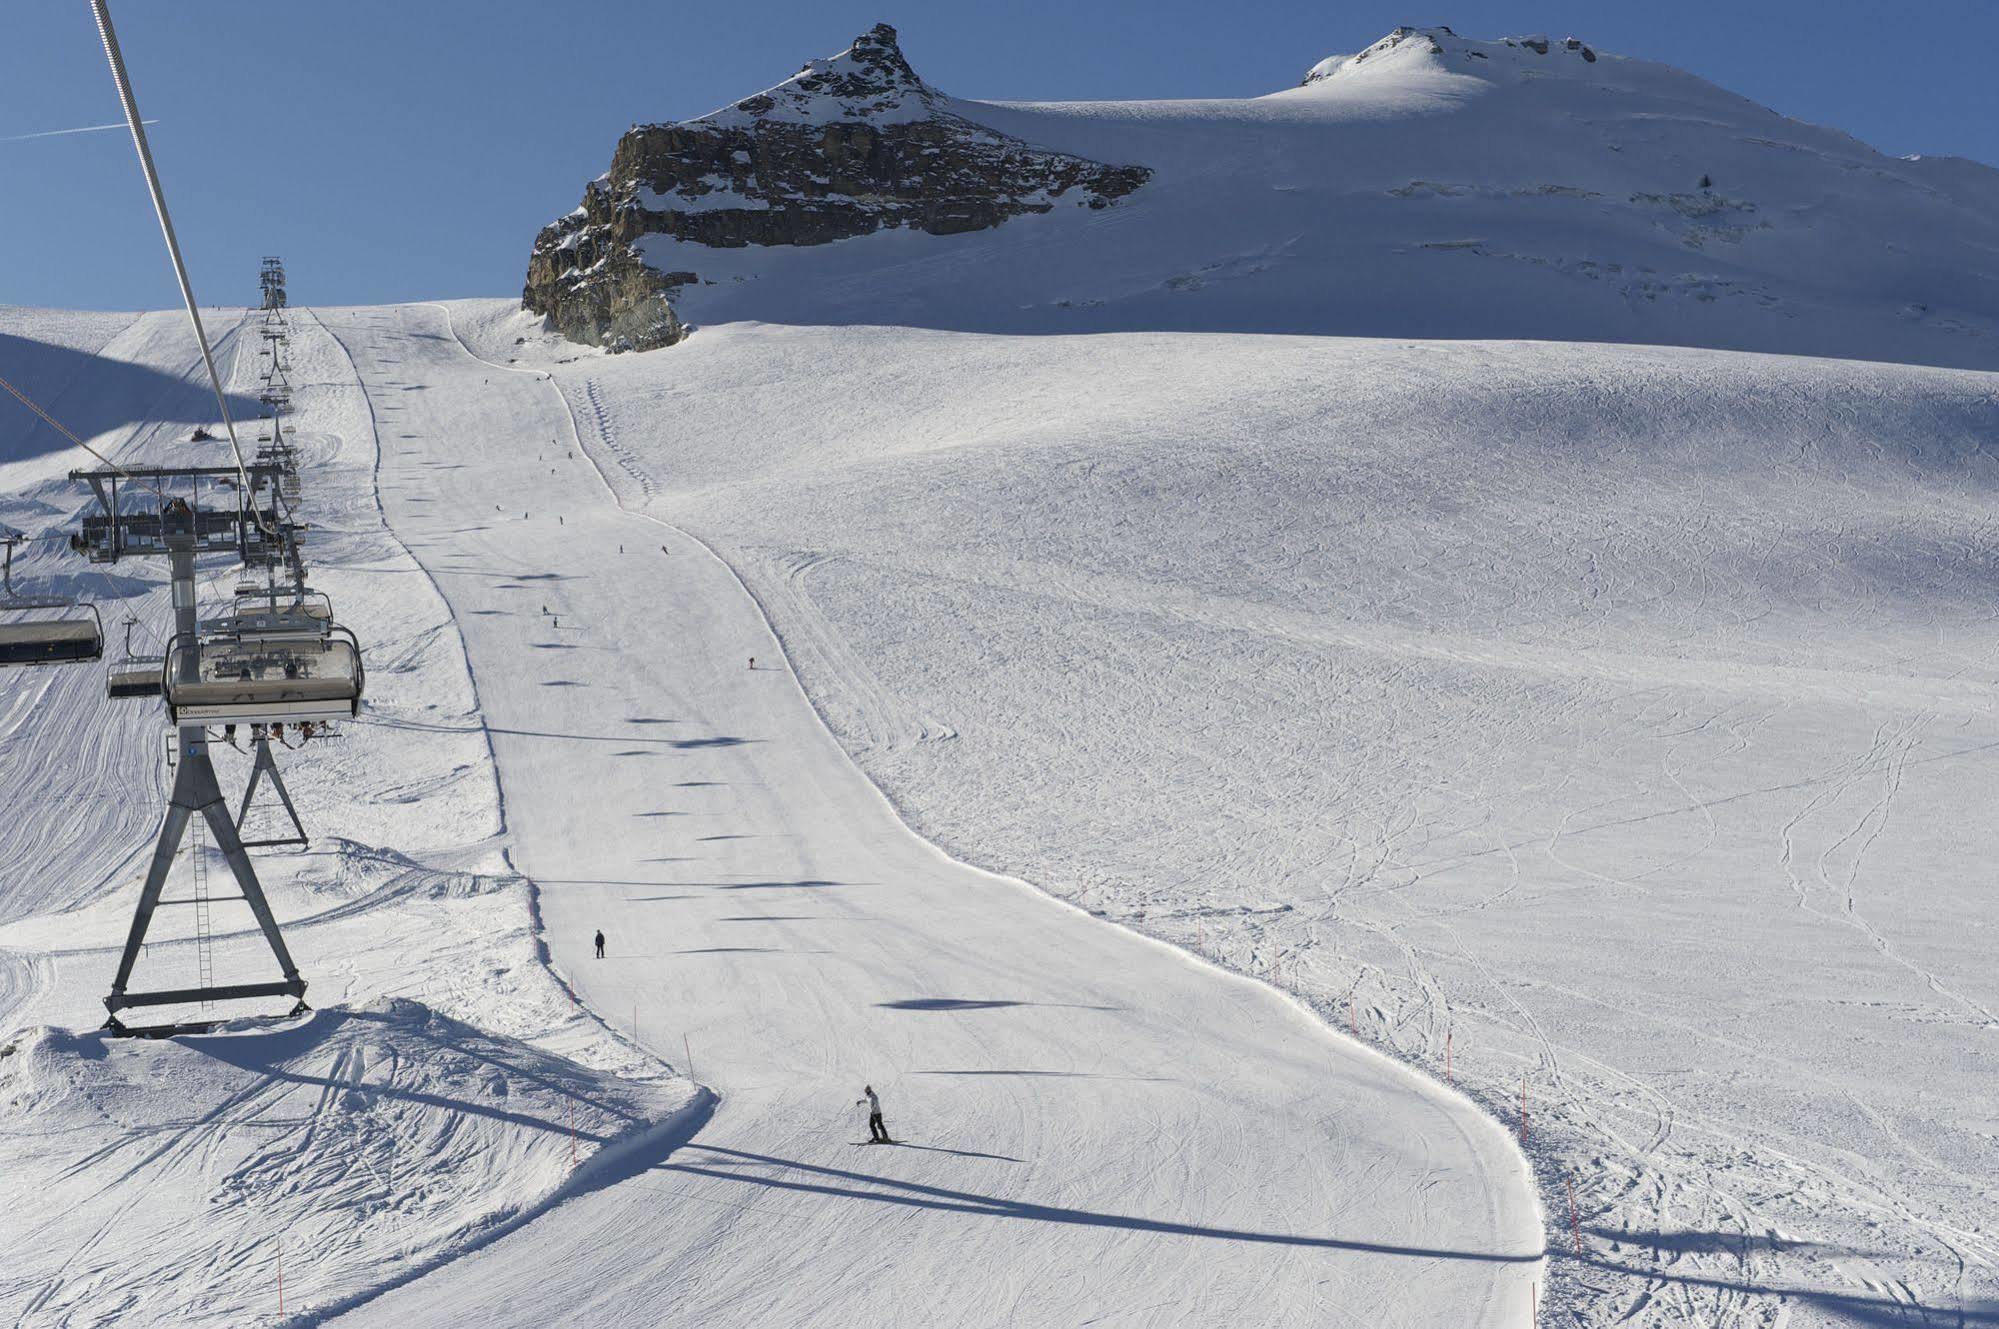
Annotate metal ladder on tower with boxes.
[191,817,214,1009]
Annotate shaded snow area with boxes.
[631,24,1999,370]
[0,1001,686,1327]
[0,307,696,1325]
[469,305,1999,1327]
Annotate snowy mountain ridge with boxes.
[526,20,1999,369]
[1301,25,1599,85]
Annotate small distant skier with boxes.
[857,1084,890,1143]
[594,929,606,959]
[748,656,755,670]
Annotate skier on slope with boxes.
[594,929,606,959]
[857,1085,891,1143]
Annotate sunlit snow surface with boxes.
[471,303,1999,1327]
[5,22,1999,1328]
[0,304,1544,1328]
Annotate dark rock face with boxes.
[525,23,1151,352]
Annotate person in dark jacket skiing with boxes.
[857,1084,890,1143]
[594,929,606,959]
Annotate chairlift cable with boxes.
[89,0,266,527]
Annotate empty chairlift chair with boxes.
[0,534,103,667]
[105,615,165,699]
[162,586,362,726]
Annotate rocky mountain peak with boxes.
[707,23,938,128]
[523,22,1151,352]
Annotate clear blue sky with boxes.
[4,1,1995,310]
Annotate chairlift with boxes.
[0,534,104,667]
[163,583,362,726]
[106,614,165,699]
[214,583,333,635]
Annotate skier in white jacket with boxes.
[857,1085,891,1144]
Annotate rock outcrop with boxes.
[524,23,1151,351]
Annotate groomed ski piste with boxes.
[0,303,1542,1325]
[5,20,1999,1329]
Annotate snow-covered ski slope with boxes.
[0,308,696,1325]
[639,26,1999,370]
[5,20,1999,1329]
[448,299,1999,1325]
[306,301,1541,1326]
[529,29,1996,1319]
[0,300,1544,1327]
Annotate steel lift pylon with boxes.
[235,732,309,849]
[71,468,309,1032]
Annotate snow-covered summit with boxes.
[699,22,940,128]
[1302,26,1598,86]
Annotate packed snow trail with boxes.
[317,303,1542,1327]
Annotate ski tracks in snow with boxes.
[311,303,1545,1328]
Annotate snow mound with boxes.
[0,999,701,1326]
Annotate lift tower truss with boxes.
[70,466,308,1031]
[259,255,286,311]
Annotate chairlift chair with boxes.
[106,658,163,698]
[164,585,362,726]
[106,614,164,699]
[0,534,104,667]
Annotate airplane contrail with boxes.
[0,119,159,143]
